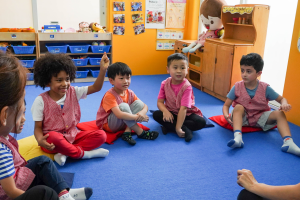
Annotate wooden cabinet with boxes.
[201,4,270,101]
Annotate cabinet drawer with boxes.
[187,68,201,87]
[188,52,203,72]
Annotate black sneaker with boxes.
[138,130,159,140]
[122,133,136,146]
[161,126,168,135]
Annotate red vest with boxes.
[164,77,203,117]
[41,86,81,143]
[0,135,35,200]
[232,81,270,126]
[96,88,135,129]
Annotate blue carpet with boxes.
[21,75,300,200]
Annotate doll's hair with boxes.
[33,53,76,89]
[167,53,188,67]
[240,53,264,72]
[200,0,226,18]
[107,62,132,80]
[0,52,27,127]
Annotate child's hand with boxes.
[38,134,55,151]
[280,103,292,112]
[100,52,110,70]
[224,114,233,125]
[136,113,149,122]
[163,111,174,123]
[176,127,185,138]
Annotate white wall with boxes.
[0,0,33,28]
[36,0,100,31]
[246,0,298,95]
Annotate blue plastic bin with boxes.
[76,70,89,78]
[27,73,34,81]
[46,44,68,53]
[69,44,90,53]
[20,59,35,68]
[91,45,111,53]
[0,46,7,52]
[72,58,88,66]
[89,58,102,65]
[12,45,35,54]
[90,69,107,78]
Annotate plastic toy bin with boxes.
[46,44,68,54]
[0,46,7,52]
[69,44,90,53]
[72,58,88,66]
[27,73,34,81]
[89,58,102,65]
[12,45,35,54]
[90,69,107,78]
[76,70,89,78]
[20,59,35,68]
[90,45,111,53]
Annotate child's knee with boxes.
[233,104,245,114]
[132,100,144,109]
[273,110,287,119]
[195,117,206,129]
[94,130,107,143]
[153,110,163,121]
[119,103,131,113]
[46,131,63,143]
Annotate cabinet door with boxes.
[213,45,233,97]
[202,42,217,91]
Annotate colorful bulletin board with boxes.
[156,29,184,50]
[166,0,186,28]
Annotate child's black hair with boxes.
[107,62,132,80]
[240,53,264,72]
[33,53,77,89]
[167,53,188,67]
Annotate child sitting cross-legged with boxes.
[223,53,300,157]
[152,53,206,142]
[96,62,159,146]
[31,53,110,166]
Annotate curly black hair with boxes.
[240,53,264,72]
[33,53,77,89]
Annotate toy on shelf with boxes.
[182,0,226,53]
[92,41,107,46]
[89,22,106,33]
[78,22,91,33]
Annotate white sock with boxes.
[54,153,68,166]
[69,187,93,200]
[281,137,300,156]
[82,148,109,159]
[227,131,244,148]
[59,193,75,200]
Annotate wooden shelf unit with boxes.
[201,4,270,101]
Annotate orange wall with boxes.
[282,1,300,125]
[107,0,200,75]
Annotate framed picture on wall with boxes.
[113,26,125,35]
[132,14,143,23]
[113,14,125,23]
[133,24,145,35]
[131,2,142,11]
[113,2,125,11]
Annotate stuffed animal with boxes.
[79,22,90,33]
[89,22,106,33]
[182,0,226,53]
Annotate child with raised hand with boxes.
[223,53,300,156]
[0,53,93,200]
[96,62,159,146]
[31,53,110,166]
[152,53,206,142]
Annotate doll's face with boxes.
[201,14,222,30]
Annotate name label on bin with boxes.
[11,34,17,39]
[50,35,54,39]
[94,34,98,38]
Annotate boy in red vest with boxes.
[96,62,159,146]
[223,53,300,156]
[153,53,206,142]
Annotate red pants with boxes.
[41,130,107,159]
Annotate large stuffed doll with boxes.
[182,0,226,53]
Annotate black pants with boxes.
[153,110,206,134]
[14,185,58,200]
[26,155,69,195]
[237,189,264,200]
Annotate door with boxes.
[202,42,217,91]
[213,45,233,97]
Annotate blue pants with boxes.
[26,156,69,195]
